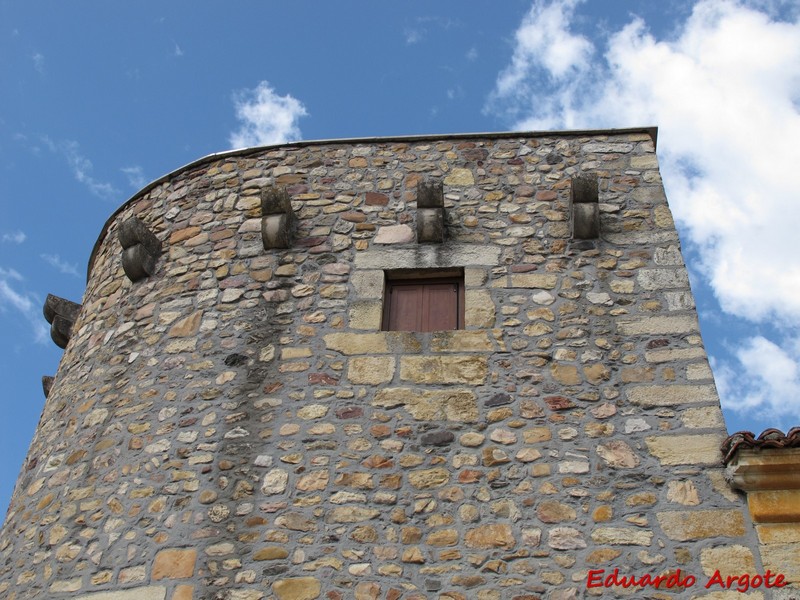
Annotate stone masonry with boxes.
[0,129,780,599]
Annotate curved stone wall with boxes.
[0,132,764,599]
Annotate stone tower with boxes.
[0,129,783,599]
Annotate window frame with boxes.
[381,268,465,332]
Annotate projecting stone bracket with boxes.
[42,376,54,398]
[571,175,599,239]
[43,294,81,349]
[118,216,162,282]
[416,180,446,243]
[261,188,297,249]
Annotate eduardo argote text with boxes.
[586,567,788,593]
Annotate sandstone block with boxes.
[324,332,421,355]
[152,548,197,580]
[590,527,653,546]
[444,168,474,186]
[700,545,755,578]
[349,301,383,330]
[464,289,495,328]
[375,224,414,244]
[756,523,800,545]
[400,355,487,385]
[747,490,800,523]
[465,524,515,549]
[408,468,450,489]
[74,587,167,600]
[373,388,478,422]
[761,543,800,581]
[657,509,745,541]
[510,274,558,289]
[348,356,395,385]
[645,434,725,465]
[273,578,321,600]
[430,330,492,352]
[627,384,718,407]
[617,315,698,335]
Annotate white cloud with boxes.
[0,269,48,344]
[489,0,800,324]
[715,335,800,424]
[1,231,26,244]
[61,141,119,200]
[32,52,44,74]
[173,41,184,57]
[41,253,80,278]
[466,47,478,61]
[121,166,147,189]
[38,137,119,200]
[229,81,308,149]
[488,0,800,422]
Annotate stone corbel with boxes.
[118,216,162,282]
[571,175,599,239]
[261,188,297,249]
[42,376,54,398]
[43,294,82,349]
[416,180,446,243]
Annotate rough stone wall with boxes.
[0,132,766,599]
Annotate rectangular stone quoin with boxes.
[400,355,488,385]
[617,315,699,335]
[626,384,718,407]
[74,588,167,600]
[746,490,800,523]
[645,434,725,465]
[657,509,746,541]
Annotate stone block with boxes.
[375,224,415,244]
[510,273,558,289]
[408,467,449,489]
[756,523,800,544]
[465,524,515,549]
[627,384,718,407]
[324,332,421,355]
[761,543,800,581]
[681,406,724,429]
[645,434,725,465]
[644,347,706,363]
[348,301,383,330]
[444,167,474,186]
[590,527,652,546]
[617,315,699,335]
[400,355,487,384]
[747,490,800,523]
[430,330,492,352]
[348,356,395,385]
[656,509,746,541]
[354,245,502,269]
[272,577,321,600]
[465,289,495,328]
[74,588,167,600]
[152,548,197,580]
[636,268,689,290]
[700,545,756,578]
[372,388,478,422]
[352,270,384,298]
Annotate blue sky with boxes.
[1,0,799,513]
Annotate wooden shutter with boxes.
[383,277,463,332]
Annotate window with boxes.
[382,270,464,332]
